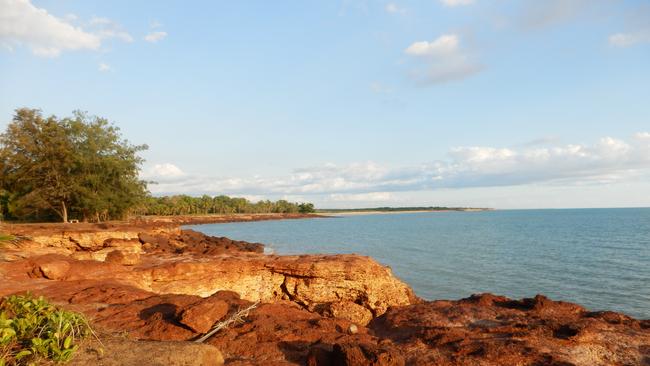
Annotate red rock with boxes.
[104,249,140,265]
[330,342,405,366]
[38,259,70,280]
[180,297,229,334]
[316,301,373,326]
[369,293,650,366]
[2,222,649,366]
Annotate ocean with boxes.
[188,208,650,319]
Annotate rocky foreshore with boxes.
[0,216,648,365]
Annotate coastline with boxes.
[1,217,648,365]
[324,208,493,216]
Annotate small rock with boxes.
[347,324,358,335]
[105,250,140,266]
[39,260,70,280]
[332,342,405,366]
[322,301,373,326]
[180,298,229,334]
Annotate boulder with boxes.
[105,250,140,266]
[180,297,230,334]
[38,260,70,280]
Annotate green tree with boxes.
[0,109,76,222]
[298,202,315,213]
[0,108,148,222]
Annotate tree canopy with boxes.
[136,195,315,215]
[0,108,148,222]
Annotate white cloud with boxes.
[144,31,167,43]
[404,34,482,84]
[0,0,101,57]
[635,132,650,140]
[144,133,650,198]
[608,31,650,47]
[440,0,474,7]
[370,82,391,94]
[88,16,133,43]
[98,62,111,72]
[143,163,186,181]
[0,0,133,57]
[405,35,459,56]
[330,192,393,202]
[385,3,406,14]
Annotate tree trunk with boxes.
[61,201,68,223]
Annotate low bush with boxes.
[0,294,93,365]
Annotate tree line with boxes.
[136,195,315,216]
[0,108,315,222]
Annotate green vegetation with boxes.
[0,234,14,242]
[0,294,93,365]
[137,195,315,215]
[0,108,148,222]
[0,108,317,222]
[0,234,15,248]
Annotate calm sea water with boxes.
[188,208,650,319]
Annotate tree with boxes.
[298,202,315,213]
[0,108,148,222]
[0,109,76,222]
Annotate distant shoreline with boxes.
[317,207,493,216]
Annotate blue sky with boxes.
[1,0,649,208]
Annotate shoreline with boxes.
[1,216,648,365]
[0,213,327,236]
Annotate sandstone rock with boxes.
[105,250,140,266]
[38,259,70,280]
[317,301,373,326]
[104,238,143,253]
[331,342,405,366]
[7,252,415,320]
[205,303,373,364]
[140,230,264,255]
[369,293,650,366]
[138,232,170,248]
[70,338,224,366]
[180,297,229,334]
[67,231,140,250]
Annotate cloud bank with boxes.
[143,133,650,198]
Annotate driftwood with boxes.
[194,302,259,343]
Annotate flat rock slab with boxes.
[70,338,224,366]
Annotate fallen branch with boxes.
[194,302,259,343]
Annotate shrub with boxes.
[0,294,93,365]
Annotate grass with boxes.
[0,294,94,365]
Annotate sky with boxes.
[1,0,649,209]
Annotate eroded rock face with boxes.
[369,293,650,366]
[1,251,415,323]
